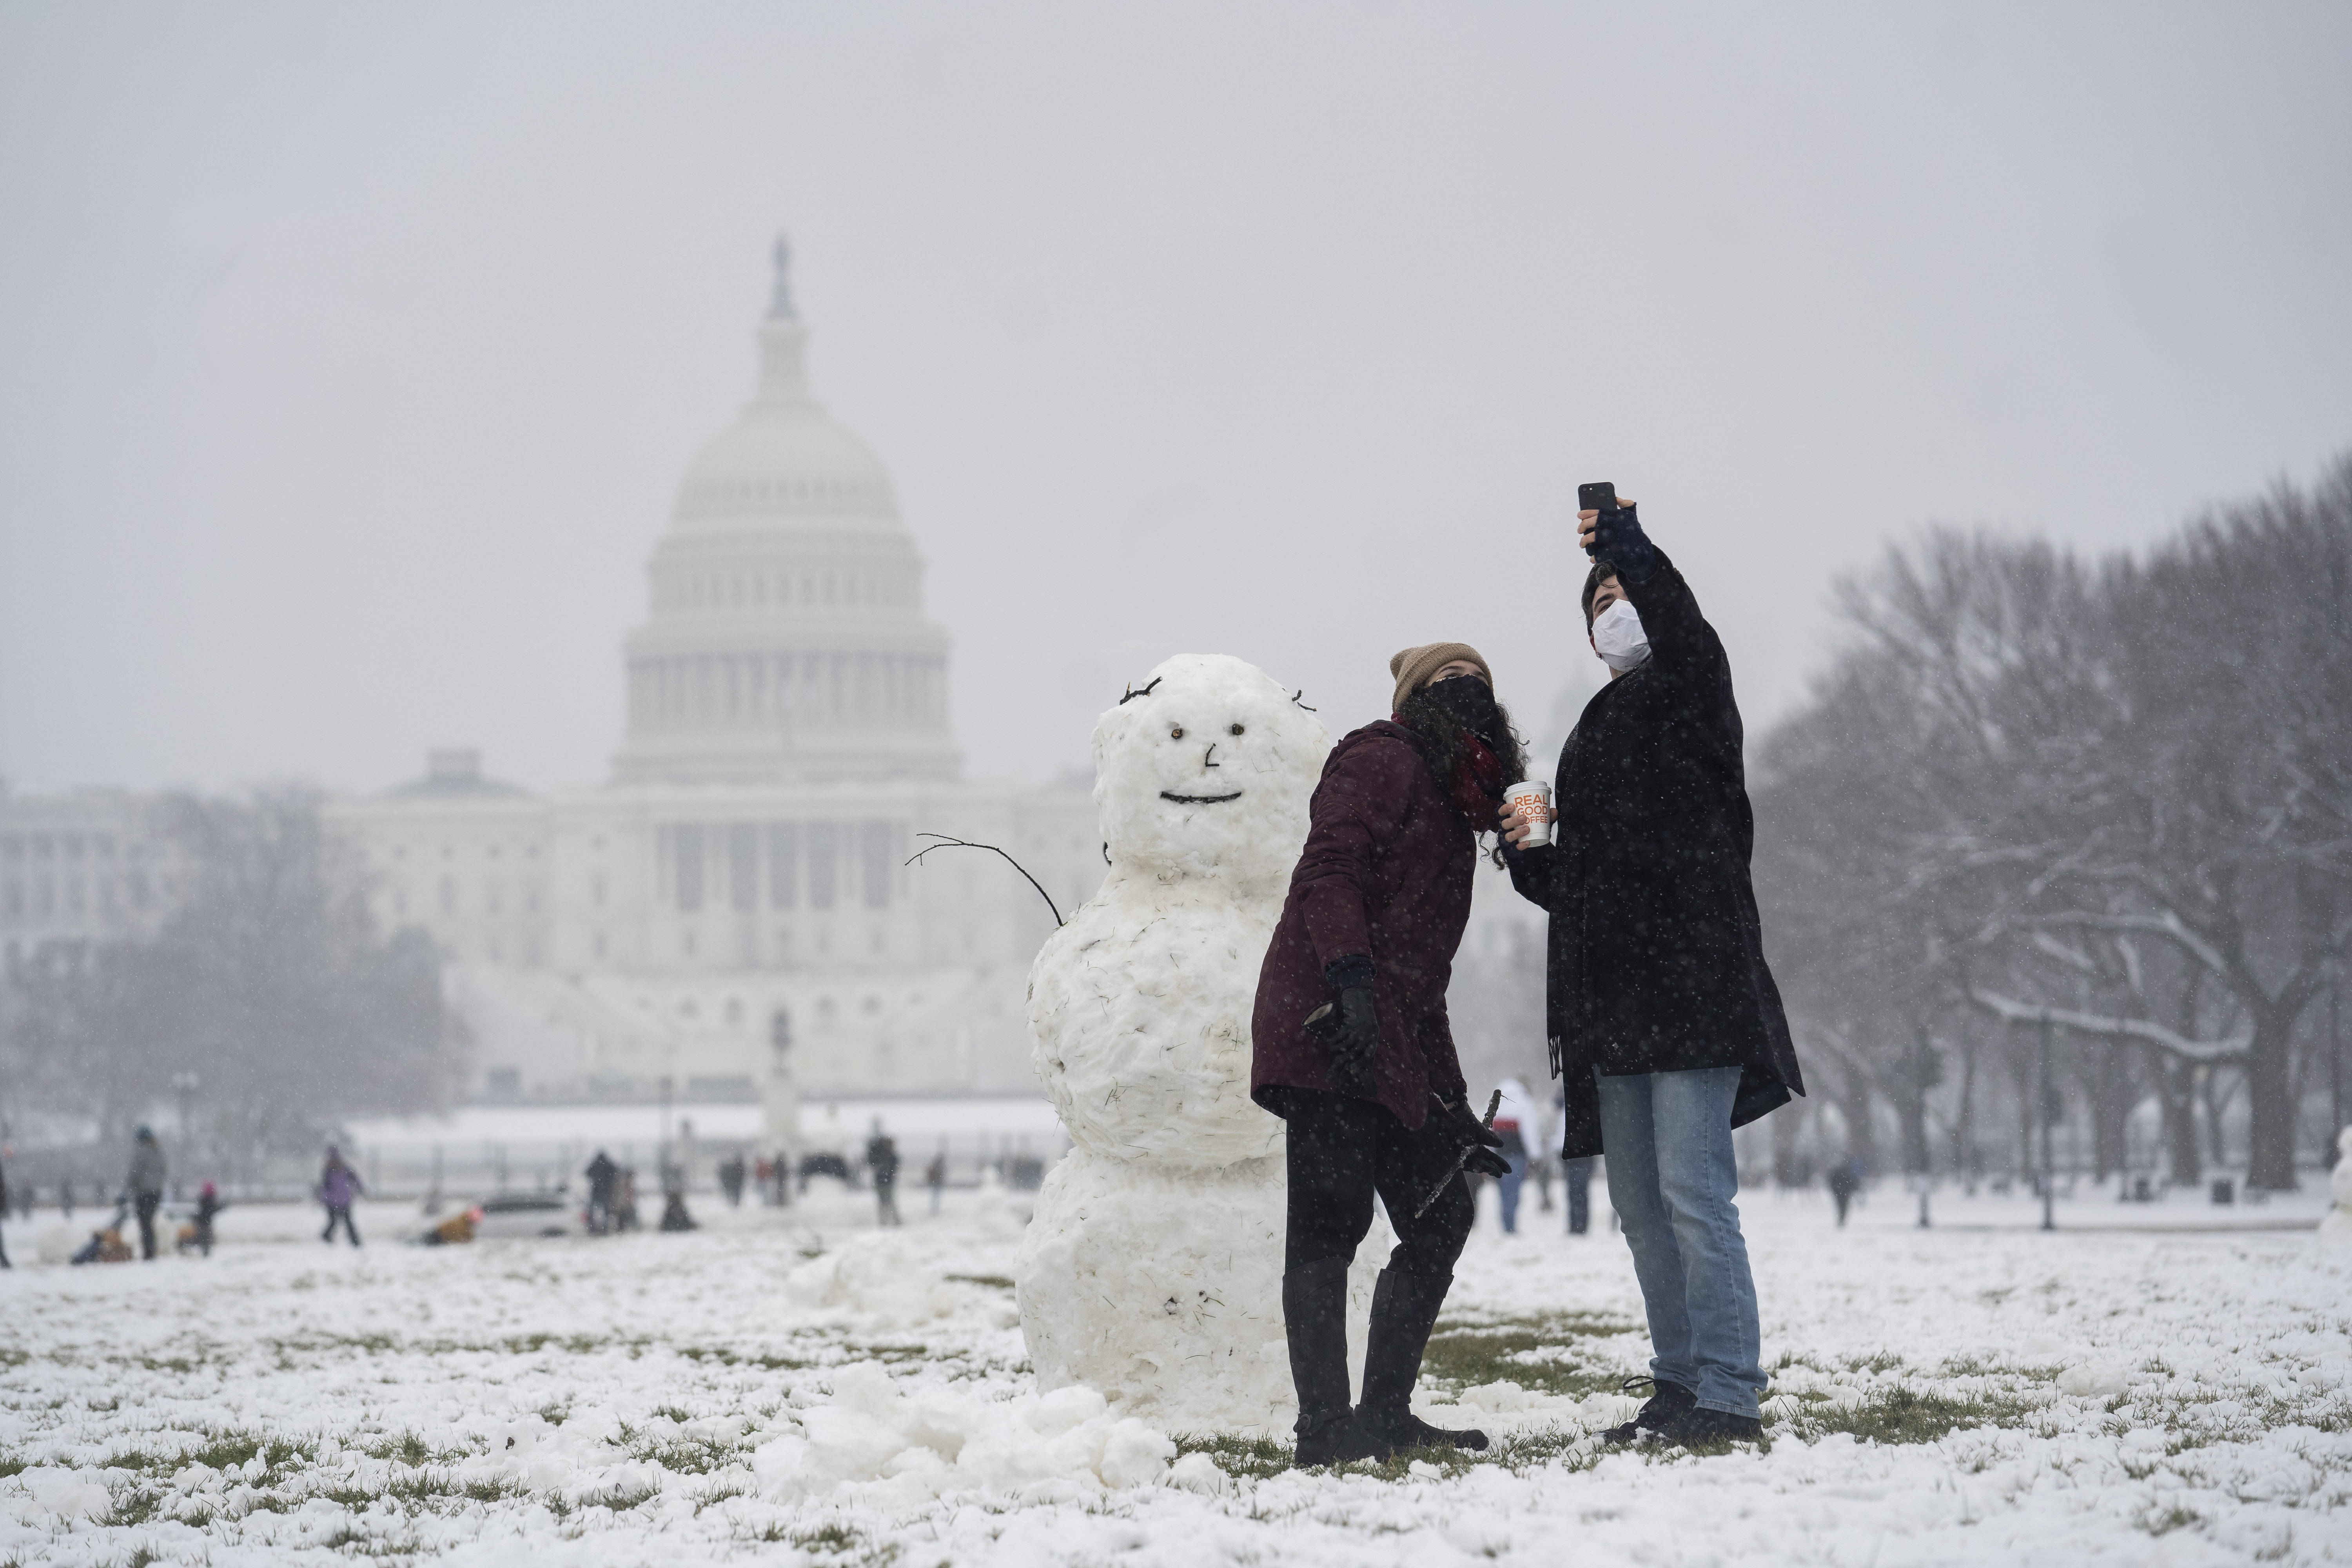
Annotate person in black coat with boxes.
[1503,495,1804,1448]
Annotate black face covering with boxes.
[1423,674,1497,736]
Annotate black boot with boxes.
[1356,1267,1488,1452]
[1285,1259,1392,1468]
[1600,1377,1697,1444]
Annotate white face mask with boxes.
[1590,599,1651,671]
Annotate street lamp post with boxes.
[2039,1011,2056,1233]
[171,1071,200,1170]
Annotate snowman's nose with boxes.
[1204,743,1220,769]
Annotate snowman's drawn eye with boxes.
[1229,724,1245,736]
[1170,726,1185,740]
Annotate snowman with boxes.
[1014,653,1395,1432]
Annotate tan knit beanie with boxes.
[1388,642,1492,716]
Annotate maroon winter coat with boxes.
[1252,720,1477,1131]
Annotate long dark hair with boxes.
[1394,683,1530,867]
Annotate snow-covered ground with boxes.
[3,1180,2347,1565]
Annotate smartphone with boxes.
[1577,481,1617,514]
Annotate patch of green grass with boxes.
[944,1274,1015,1290]
[1417,1310,1642,1401]
[1841,1351,1905,1375]
[788,1520,902,1566]
[2141,1503,2202,1537]
[1172,1432,1292,1482]
[0,1455,24,1479]
[578,1481,660,1512]
[1788,1385,2034,1446]
[634,1435,740,1476]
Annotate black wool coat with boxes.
[1505,550,1804,1158]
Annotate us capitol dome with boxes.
[321,238,1102,1126]
[613,236,961,787]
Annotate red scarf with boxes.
[1453,732,1504,823]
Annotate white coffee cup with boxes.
[1503,780,1554,848]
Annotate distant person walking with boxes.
[584,1149,617,1233]
[1828,1156,1863,1228]
[866,1123,902,1227]
[719,1152,747,1207]
[188,1181,226,1256]
[1492,1077,1541,1234]
[127,1126,168,1260]
[926,1145,948,1216]
[0,1154,12,1269]
[318,1146,363,1246]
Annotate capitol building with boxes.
[2,240,1103,1136]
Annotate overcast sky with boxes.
[2,1,2347,796]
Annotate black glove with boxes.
[1439,1096,1515,1179]
[1307,955,1381,1097]
[1584,501,1657,583]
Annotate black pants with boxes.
[135,1193,161,1260]
[323,1205,360,1245]
[1277,1089,1473,1275]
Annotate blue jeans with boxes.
[1597,1066,1764,1419]
[1497,1152,1527,1232]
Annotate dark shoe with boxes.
[1285,1259,1392,1468]
[1293,1407,1394,1468]
[1600,1377,1696,1445]
[1651,1405,1763,1447]
[1357,1268,1489,1452]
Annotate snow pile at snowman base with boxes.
[750,1363,1177,1507]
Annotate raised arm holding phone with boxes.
[1499,485,1805,1448]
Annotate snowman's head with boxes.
[1093,653,1332,887]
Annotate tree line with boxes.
[1750,454,2350,1190]
[1,789,463,1163]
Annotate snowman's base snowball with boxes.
[1014,1147,1391,1436]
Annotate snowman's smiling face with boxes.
[1154,716,1252,805]
[1093,654,1331,885]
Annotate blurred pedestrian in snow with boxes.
[186,1181,226,1256]
[614,1166,640,1230]
[584,1149,617,1233]
[719,1151,746,1208]
[1828,1156,1863,1227]
[866,1122,902,1227]
[0,1154,11,1269]
[60,1178,75,1221]
[1253,642,1523,1466]
[657,1159,696,1231]
[127,1126,167,1260]
[1491,1077,1543,1234]
[1502,499,1806,1448]
[926,1144,948,1216]
[318,1146,363,1246]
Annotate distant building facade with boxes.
[5,241,1102,1133]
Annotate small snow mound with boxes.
[750,1362,1173,1507]
[1165,1452,1230,1495]
[1461,1380,1530,1412]
[783,1233,956,1326]
[2058,1361,2129,1397]
[13,1466,110,1521]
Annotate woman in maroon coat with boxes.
[1251,641,1522,1466]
